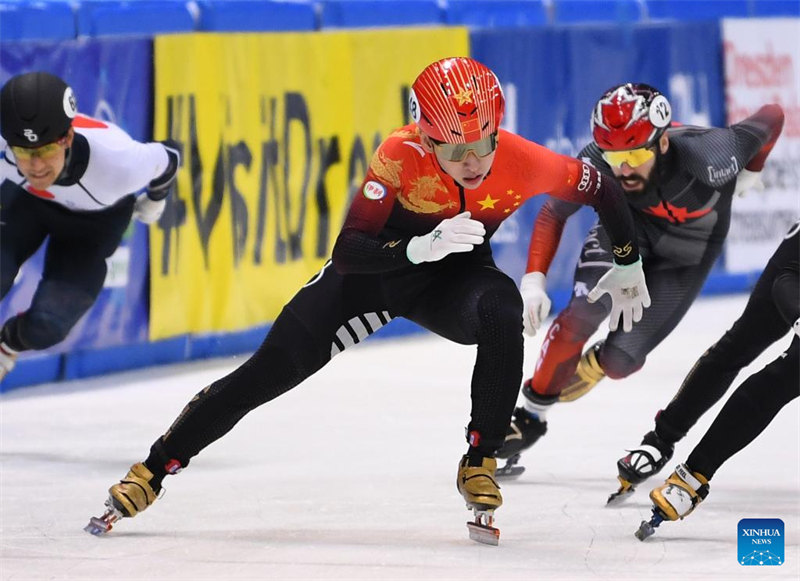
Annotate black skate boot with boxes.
[494,383,552,479]
[497,406,548,459]
[608,430,674,505]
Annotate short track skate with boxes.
[466,508,500,546]
[84,497,125,535]
[495,454,525,479]
[634,508,666,541]
[606,476,636,505]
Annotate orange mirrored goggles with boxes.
[432,133,498,162]
[9,138,67,161]
[601,147,655,168]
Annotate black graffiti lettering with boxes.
[226,141,252,267]
[400,85,410,126]
[254,96,279,265]
[283,92,312,261]
[158,94,187,276]
[194,137,225,270]
[314,136,340,258]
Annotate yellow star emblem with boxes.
[506,189,514,196]
[477,194,498,210]
[453,89,473,106]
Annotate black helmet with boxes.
[1,72,77,147]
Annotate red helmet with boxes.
[409,57,504,144]
[591,83,671,151]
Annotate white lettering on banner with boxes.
[722,18,800,272]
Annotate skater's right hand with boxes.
[406,211,485,264]
[733,169,764,198]
[133,194,166,224]
[587,257,650,333]
[520,271,551,336]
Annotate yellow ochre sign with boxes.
[150,28,469,339]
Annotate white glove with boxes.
[734,169,764,198]
[587,257,651,333]
[133,194,166,224]
[406,211,485,264]
[520,271,551,336]
[793,317,799,338]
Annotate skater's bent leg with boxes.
[531,297,606,396]
[144,307,328,484]
[408,266,523,456]
[2,280,95,350]
[686,338,799,480]
[468,280,525,456]
[658,280,791,440]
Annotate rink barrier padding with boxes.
[1,13,796,391]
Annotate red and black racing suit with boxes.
[525,105,785,397]
[144,124,640,475]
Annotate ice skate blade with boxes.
[606,478,635,505]
[467,521,500,545]
[467,509,500,546]
[495,454,525,480]
[84,513,118,536]
[634,509,665,541]
[85,499,124,535]
[495,465,525,480]
[634,520,656,541]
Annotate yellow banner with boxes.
[150,28,469,340]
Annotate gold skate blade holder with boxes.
[606,476,636,505]
[467,510,500,545]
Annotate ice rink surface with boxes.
[1,294,798,580]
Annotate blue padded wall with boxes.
[750,0,800,17]
[318,0,442,29]
[444,0,548,28]
[76,0,195,37]
[0,1,76,41]
[646,0,750,21]
[553,0,644,23]
[196,0,317,32]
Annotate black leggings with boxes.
[657,228,799,479]
[150,254,524,471]
[0,183,134,350]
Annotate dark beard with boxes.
[622,149,666,194]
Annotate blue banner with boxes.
[471,21,725,302]
[0,39,153,353]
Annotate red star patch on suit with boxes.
[644,202,711,224]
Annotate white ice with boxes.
[1,294,798,580]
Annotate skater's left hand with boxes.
[587,257,650,333]
[520,271,551,336]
